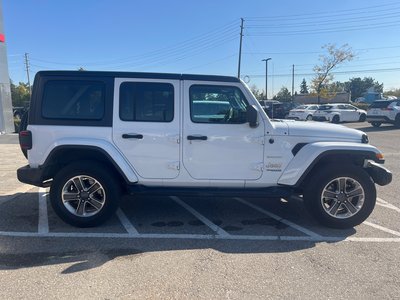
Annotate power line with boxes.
[246,21,400,36]
[30,20,239,67]
[246,67,400,78]
[244,2,400,20]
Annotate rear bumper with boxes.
[366,161,392,186]
[312,116,328,121]
[366,115,393,123]
[17,165,48,187]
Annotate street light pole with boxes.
[262,58,271,100]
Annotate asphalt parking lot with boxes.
[0,122,399,299]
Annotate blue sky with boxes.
[5,0,400,97]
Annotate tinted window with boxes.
[119,82,174,122]
[318,105,333,110]
[42,81,105,120]
[189,85,249,124]
[369,101,392,108]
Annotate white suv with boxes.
[367,100,400,128]
[17,71,391,229]
[312,103,367,123]
[288,104,319,121]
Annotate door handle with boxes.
[187,135,207,141]
[122,133,143,139]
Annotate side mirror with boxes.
[246,105,259,128]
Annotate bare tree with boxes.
[312,44,354,104]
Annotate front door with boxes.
[182,81,265,180]
[113,78,180,179]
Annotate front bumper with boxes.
[365,161,392,186]
[17,165,47,187]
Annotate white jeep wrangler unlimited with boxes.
[17,71,392,229]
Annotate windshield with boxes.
[296,105,307,109]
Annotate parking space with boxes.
[1,186,399,243]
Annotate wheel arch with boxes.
[278,142,384,188]
[40,145,138,185]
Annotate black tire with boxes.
[303,164,376,229]
[371,122,381,128]
[359,113,366,122]
[395,114,400,128]
[306,115,313,121]
[50,161,121,227]
[331,115,340,124]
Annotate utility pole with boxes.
[24,53,31,96]
[237,18,244,79]
[262,58,271,99]
[292,64,295,101]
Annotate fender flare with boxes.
[40,142,139,184]
[278,142,383,187]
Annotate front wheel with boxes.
[359,114,366,122]
[306,115,313,121]
[50,161,121,227]
[371,122,381,128]
[304,165,376,228]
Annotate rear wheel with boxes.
[371,122,381,128]
[359,114,366,122]
[306,115,313,121]
[303,164,376,228]
[395,114,400,128]
[331,115,340,124]
[50,161,121,227]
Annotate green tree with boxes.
[300,78,309,94]
[273,87,292,102]
[345,77,383,100]
[249,84,264,100]
[10,80,30,107]
[311,44,355,104]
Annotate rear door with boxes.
[112,78,180,179]
[182,81,265,181]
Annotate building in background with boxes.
[0,0,14,134]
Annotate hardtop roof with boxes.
[35,70,241,83]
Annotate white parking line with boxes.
[38,188,49,234]
[170,196,230,237]
[0,230,399,243]
[376,198,400,213]
[116,208,139,235]
[234,197,322,238]
[363,221,400,237]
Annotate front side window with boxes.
[119,82,174,122]
[42,80,105,120]
[189,85,249,124]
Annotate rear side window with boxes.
[369,101,392,108]
[42,81,105,120]
[119,82,174,122]
[318,105,333,110]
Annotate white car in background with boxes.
[312,103,367,123]
[367,100,400,128]
[288,104,319,121]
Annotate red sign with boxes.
[0,34,4,43]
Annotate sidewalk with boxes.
[0,134,34,196]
